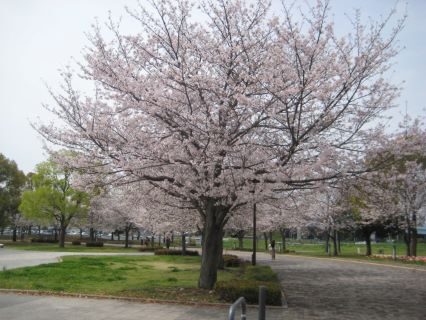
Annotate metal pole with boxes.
[258,286,267,320]
[252,202,257,266]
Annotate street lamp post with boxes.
[252,202,257,266]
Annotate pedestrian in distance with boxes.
[270,239,276,260]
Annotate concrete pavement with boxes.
[267,254,426,320]
[0,293,284,320]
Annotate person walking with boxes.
[270,239,276,260]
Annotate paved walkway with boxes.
[267,254,426,320]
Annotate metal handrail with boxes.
[228,296,247,320]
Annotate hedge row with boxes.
[30,238,58,243]
[223,254,242,267]
[216,264,282,306]
[215,279,282,306]
[85,242,104,247]
[154,249,199,256]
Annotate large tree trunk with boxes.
[12,227,17,242]
[124,229,129,248]
[410,227,417,257]
[89,228,95,242]
[404,228,411,256]
[332,229,338,256]
[59,226,66,248]
[364,231,372,256]
[198,202,226,290]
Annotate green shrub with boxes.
[243,265,279,282]
[138,247,156,252]
[154,249,199,256]
[215,280,282,306]
[71,241,81,246]
[223,254,242,267]
[216,264,281,306]
[85,242,104,247]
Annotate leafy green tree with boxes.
[0,153,26,241]
[19,161,89,247]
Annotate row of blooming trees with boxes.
[34,0,407,288]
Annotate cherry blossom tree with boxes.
[91,185,145,248]
[36,0,404,288]
[365,119,426,256]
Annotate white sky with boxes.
[1,0,425,173]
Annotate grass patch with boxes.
[0,255,274,304]
[280,242,426,266]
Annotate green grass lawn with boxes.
[222,238,426,266]
[284,241,426,257]
[222,237,426,255]
[0,255,277,304]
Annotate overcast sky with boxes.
[1,0,425,174]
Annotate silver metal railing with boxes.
[228,297,247,320]
[228,286,267,320]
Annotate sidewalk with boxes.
[0,292,284,320]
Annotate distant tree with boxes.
[0,153,26,241]
[91,186,144,248]
[361,118,426,256]
[19,161,89,247]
